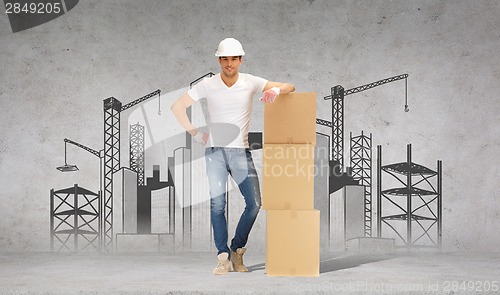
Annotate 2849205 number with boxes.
[443,281,498,292]
[5,2,62,14]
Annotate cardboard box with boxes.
[266,209,320,277]
[264,92,316,144]
[262,144,315,210]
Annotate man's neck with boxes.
[220,72,239,87]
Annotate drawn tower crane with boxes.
[316,74,409,237]
[102,89,160,251]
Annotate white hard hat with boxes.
[215,38,245,57]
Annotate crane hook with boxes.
[404,77,409,112]
[158,92,161,115]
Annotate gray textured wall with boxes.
[0,0,499,252]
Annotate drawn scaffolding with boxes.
[130,123,145,186]
[350,131,373,237]
[50,184,101,252]
[377,144,442,251]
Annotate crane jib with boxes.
[120,89,161,112]
[323,74,409,100]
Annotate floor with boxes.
[1,251,499,294]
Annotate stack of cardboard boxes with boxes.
[262,92,319,277]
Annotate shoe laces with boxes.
[233,252,244,264]
[217,258,228,268]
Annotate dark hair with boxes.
[219,56,242,60]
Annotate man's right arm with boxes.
[170,92,208,143]
[259,81,295,103]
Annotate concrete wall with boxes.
[0,0,499,252]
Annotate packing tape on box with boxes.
[291,210,298,219]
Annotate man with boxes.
[171,38,295,275]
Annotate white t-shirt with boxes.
[188,73,268,148]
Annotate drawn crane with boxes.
[317,74,409,170]
[102,89,161,251]
[57,138,103,174]
[316,73,409,237]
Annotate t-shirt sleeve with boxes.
[247,74,268,93]
[187,78,206,101]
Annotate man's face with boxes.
[218,56,242,78]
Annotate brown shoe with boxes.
[230,248,248,272]
[213,252,232,275]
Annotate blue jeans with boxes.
[205,147,261,259]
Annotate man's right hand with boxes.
[193,131,209,144]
